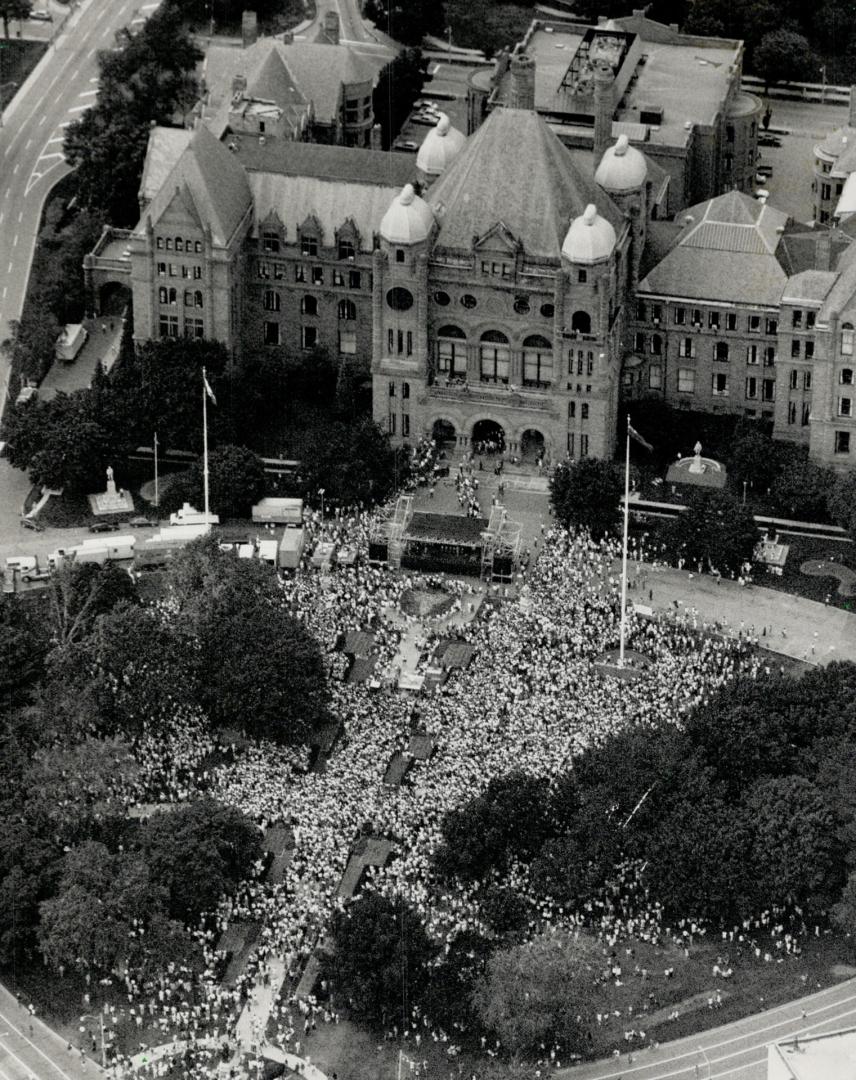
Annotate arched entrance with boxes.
[431,418,456,452]
[520,428,546,463]
[98,281,131,317]
[472,418,506,455]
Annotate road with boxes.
[0,981,102,1079]
[557,976,856,1080]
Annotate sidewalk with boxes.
[0,979,104,1078]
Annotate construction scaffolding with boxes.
[368,495,414,569]
[480,504,522,583]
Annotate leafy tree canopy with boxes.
[550,458,622,538]
[664,488,758,574]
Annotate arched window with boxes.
[522,334,553,388]
[651,334,662,355]
[479,330,510,385]
[338,299,356,321]
[571,310,591,334]
[302,295,318,316]
[175,237,184,252]
[842,322,854,356]
[437,325,466,380]
[841,367,854,385]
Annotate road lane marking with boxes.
[68,104,91,112]
[78,89,97,97]
[11,164,17,174]
[0,214,3,225]
[38,114,47,125]
[0,1005,77,1080]
[12,236,17,248]
[47,137,64,144]
[17,212,22,222]
[24,139,31,150]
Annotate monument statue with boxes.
[688,441,705,474]
[106,465,116,495]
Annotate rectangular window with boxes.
[714,342,729,362]
[792,310,803,329]
[184,318,204,339]
[788,401,797,424]
[168,264,177,277]
[193,266,202,280]
[388,329,394,353]
[349,270,361,290]
[708,311,720,330]
[673,306,686,326]
[182,266,190,279]
[389,381,396,397]
[481,261,489,274]
[791,340,801,358]
[302,326,317,349]
[649,364,662,389]
[406,331,413,356]
[679,338,695,358]
[766,318,778,335]
[806,311,816,329]
[264,290,281,312]
[194,241,202,253]
[747,345,759,365]
[338,329,356,354]
[388,413,396,436]
[690,308,702,327]
[763,346,776,367]
[397,330,404,355]
[581,403,589,421]
[295,265,306,283]
[402,414,410,438]
[165,238,172,251]
[262,231,280,253]
[301,236,318,257]
[835,430,851,453]
[157,262,166,276]
[338,239,355,260]
[175,238,184,253]
[257,262,271,280]
[789,370,799,390]
[839,397,853,417]
[312,266,324,285]
[804,371,812,391]
[568,401,576,420]
[578,269,587,283]
[748,314,761,333]
[746,376,758,399]
[678,367,695,393]
[762,378,776,402]
[567,432,575,456]
[802,401,811,426]
[634,332,645,352]
[712,372,729,396]
[579,433,589,456]
[158,315,179,338]
[156,237,164,250]
[805,340,814,359]
[264,321,280,345]
[635,301,647,321]
[586,354,594,375]
[333,269,345,286]
[726,312,737,331]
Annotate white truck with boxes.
[252,498,303,526]
[49,535,135,568]
[55,324,88,362]
[277,528,305,570]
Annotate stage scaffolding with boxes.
[480,504,522,583]
[369,495,414,569]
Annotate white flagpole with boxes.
[202,368,210,524]
[618,415,631,666]
[153,432,159,508]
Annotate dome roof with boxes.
[562,203,616,264]
[416,113,467,177]
[594,134,647,193]
[379,184,435,245]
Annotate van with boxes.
[5,555,37,575]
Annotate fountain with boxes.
[665,440,727,490]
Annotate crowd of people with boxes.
[89,504,805,1078]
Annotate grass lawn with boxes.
[0,39,47,111]
[35,489,151,529]
[754,533,856,611]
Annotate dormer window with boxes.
[301,235,318,257]
[338,238,356,260]
[262,230,281,253]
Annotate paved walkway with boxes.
[628,562,856,665]
[0,980,103,1079]
[557,975,856,1080]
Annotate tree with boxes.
[472,930,603,1057]
[664,488,758,574]
[191,556,330,744]
[300,418,406,508]
[550,458,622,538]
[373,50,428,149]
[0,595,50,699]
[0,0,31,39]
[727,423,780,493]
[142,798,261,924]
[434,772,554,882]
[159,444,266,519]
[828,471,856,543]
[46,562,137,649]
[769,457,833,522]
[752,29,816,89]
[832,870,856,946]
[321,892,434,1028]
[363,0,443,47]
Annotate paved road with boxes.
[0,981,103,1079]
[556,976,856,1080]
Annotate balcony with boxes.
[423,382,555,413]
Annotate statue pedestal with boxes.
[88,488,134,515]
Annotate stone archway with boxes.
[471,418,506,455]
[98,281,131,317]
[520,428,546,463]
[431,418,457,453]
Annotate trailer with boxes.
[278,527,305,570]
[252,497,303,525]
[55,323,88,362]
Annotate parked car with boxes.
[758,134,781,148]
[128,516,156,527]
[88,520,120,533]
[15,385,38,406]
[29,9,53,20]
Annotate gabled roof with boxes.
[137,124,252,247]
[639,191,790,305]
[139,127,192,207]
[247,45,306,109]
[426,107,623,262]
[277,40,383,124]
[781,270,837,305]
[232,138,414,188]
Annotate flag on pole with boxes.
[202,370,217,406]
[628,421,652,452]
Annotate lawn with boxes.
[752,532,856,611]
[0,39,47,112]
[446,0,534,56]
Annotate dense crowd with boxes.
[95,510,782,1077]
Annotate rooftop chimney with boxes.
[232,72,247,97]
[324,11,340,44]
[509,52,536,111]
[850,86,856,128]
[242,10,258,48]
[593,60,615,165]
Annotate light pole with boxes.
[742,479,748,505]
[318,487,325,524]
[80,1011,107,1070]
[153,432,159,508]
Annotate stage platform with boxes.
[404,512,488,544]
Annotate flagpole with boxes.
[202,367,210,525]
[618,414,631,667]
